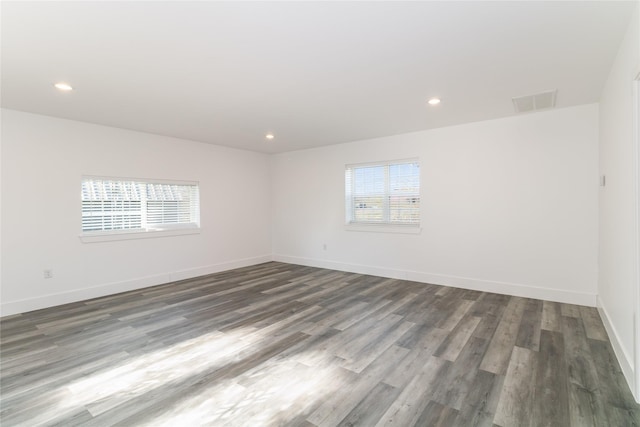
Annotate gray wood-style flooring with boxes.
[1,262,639,426]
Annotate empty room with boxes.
[1,1,639,426]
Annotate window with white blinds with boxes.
[81,177,200,235]
[345,160,420,227]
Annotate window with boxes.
[345,159,420,228]
[81,177,200,237]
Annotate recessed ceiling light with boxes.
[265,133,275,140]
[428,98,441,105]
[54,82,73,91]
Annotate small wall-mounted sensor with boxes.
[600,175,606,187]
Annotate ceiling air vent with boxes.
[512,89,557,113]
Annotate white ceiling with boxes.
[1,1,635,154]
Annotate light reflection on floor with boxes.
[43,326,343,425]
[137,358,342,426]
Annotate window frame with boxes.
[344,158,421,234]
[79,175,201,243]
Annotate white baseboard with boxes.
[406,270,596,307]
[0,255,272,317]
[2,252,598,316]
[597,296,637,402]
[272,254,597,307]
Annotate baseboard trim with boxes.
[273,254,597,306]
[597,295,637,402]
[0,255,272,317]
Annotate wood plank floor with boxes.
[1,262,639,426]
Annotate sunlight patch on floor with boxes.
[60,328,261,416]
[135,354,344,426]
[42,320,343,425]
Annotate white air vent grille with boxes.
[512,89,557,113]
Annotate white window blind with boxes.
[81,177,200,234]
[345,160,420,226]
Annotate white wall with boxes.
[598,4,640,401]
[0,104,603,317]
[272,104,599,306]
[0,109,272,316]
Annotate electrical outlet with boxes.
[323,243,327,251]
[43,269,53,279]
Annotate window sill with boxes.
[79,227,201,243]
[344,224,422,234]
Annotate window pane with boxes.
[389,196,420,223]
[346,160,420,226]
[389,162,420,224]
[353,166,385,195]
[81,178,200,234]
[389,163,420,195]
[353,196,385,222]
[146,184,196,226]
[81,179,143,232]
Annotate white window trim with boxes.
[345,158,421,233]
[633,71,640,401]
[344,224,422,234]
[79,227,201,243]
